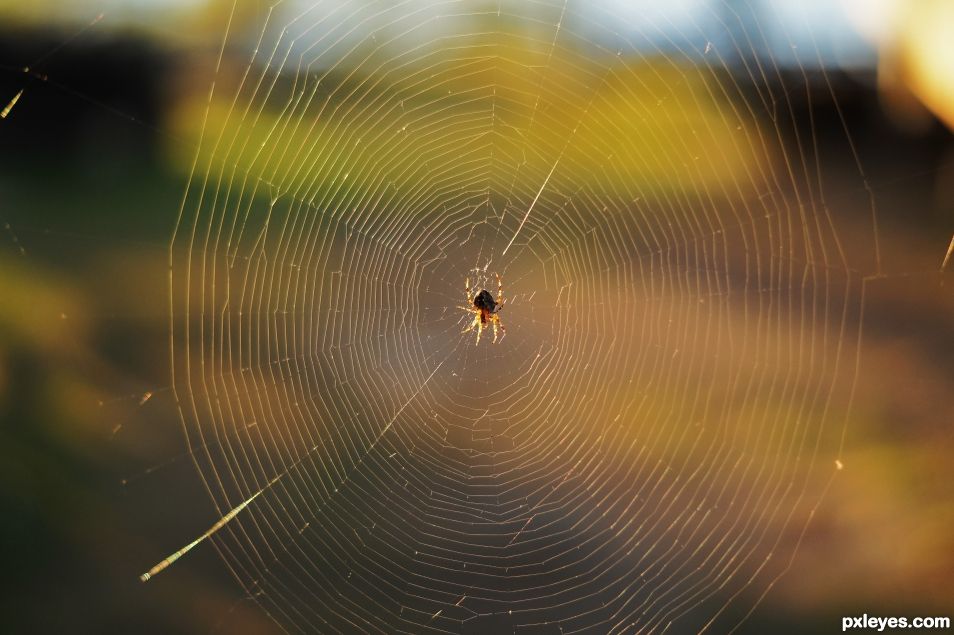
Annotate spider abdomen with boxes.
[473,289,496,313]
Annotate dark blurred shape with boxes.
[0,28,170,165]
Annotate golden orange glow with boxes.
[898,0,954,130]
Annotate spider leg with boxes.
[465,277,472,306]
[475,319,483,345]
[495,272,504,307]
[493,315,506,342]
[462,312,478,333]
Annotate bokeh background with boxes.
[0,1,952,633]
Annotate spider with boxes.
[460,273,506,344]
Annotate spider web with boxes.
[162,1,872,632]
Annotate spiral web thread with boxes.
[162,1,869,632]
